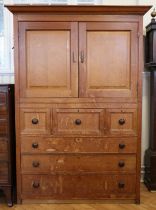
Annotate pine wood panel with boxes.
[79,22,138,98]
[19,22,78,98]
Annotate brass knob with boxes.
[118,181,125,188]
[32,142,39,149]
[75,119,81,125]
[32,161,40,168]
[119,143,125,149]
[32,118,39,124]
[118,161,125,168]
[119,119,125,125]
[32,181,40,188]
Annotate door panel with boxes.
[19,22,78,98]
[79,22,138,98]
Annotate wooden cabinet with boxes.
[144,12,156,191]
[6,5,151,204]
[0,85,16,206]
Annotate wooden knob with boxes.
[75,119,81,125]
[119,119,125,125]
[118,161,125,168]
[32,118,39,124]
[32,161,40,168]
[118,181,125,188]
[32,181,40,188]
[32,142,39,149]
[119,143,125,149]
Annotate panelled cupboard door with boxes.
[19,22,78,98]
[79,22,138,98]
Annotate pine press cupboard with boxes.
[6,5,151,204]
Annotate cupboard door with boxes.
[19,22,78,98]
[79,22,138,98]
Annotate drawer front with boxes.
[20,108,51,134]
[21,154,136,174]
[0,139,8,153]
[21,136,137,154]
[0,174,8,183]
[53,109,104,135]
[106,108,137,136]
[0,92,7,107]
[0,162,8,175]
[22,174,136,199]
[0,107,7,117]
[0,119,7,137]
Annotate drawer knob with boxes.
[32,118,39,124]
[118,161,125,168]
[32,142,39,149]
[119,119,125,125]
[118,181,125,188]
[75,119,81,125]
[119,143,125,149]
[32,161,40,167]
[32,181,40,188]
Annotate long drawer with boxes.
[22,174,136,199]
[21,154,136,174]
[21,136,137,154]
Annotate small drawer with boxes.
[21,136,137,154]
[21,154,136,174]
[0,139,8,153]
[0,119,7,137]
[22,174,136,199]
[0,107,7,117]
[0,174,8,183]
[0,162,8,175]
[0,92,7,107]
[20,108,51,134]
[53,109,104,135]
[105,108,137,136]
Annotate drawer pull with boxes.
[119,143,125,149]
[32,118,39,124]
[32,142,39,149]
[32,181,40,188]
[32,161,40,167]
[118,181,125,188]
[118,161,125,168]
[75,119,81,125]
[119,119,125,125]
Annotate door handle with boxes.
[72,52,76,63]
[80,51,84,63]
